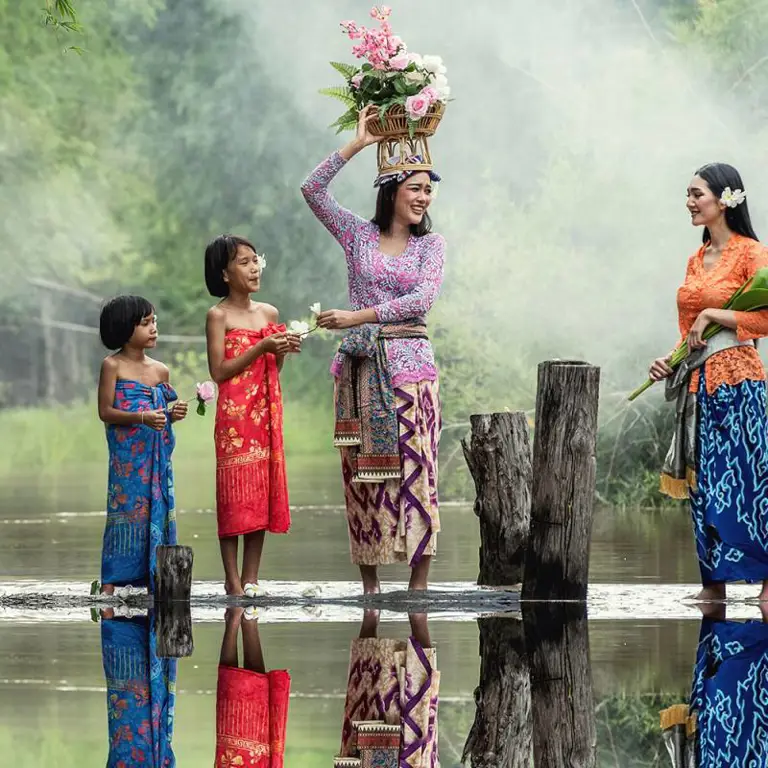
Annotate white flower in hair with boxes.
[257,253,267,270]
[721,187,747,208]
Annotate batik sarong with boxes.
[338,636,440,767]
[215,666,290,767]
[690,618,768,766]
[102,615,176,767]
[341,379,440,566]
[215,325,290,538]
[101,380,177,591]
[690,370,768,584]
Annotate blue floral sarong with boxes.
[690,618,768,766]
[691,371,768,584]
[101,380,177,591]
[102,615,176,767]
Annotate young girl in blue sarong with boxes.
[97,295,188,595]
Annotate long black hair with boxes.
[204,234,258,297]
[371,177,433,236]
[695,163,758,243]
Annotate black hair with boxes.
[204,234,258,297]
[371,175,433,236]
[695,163,759,243]
[99,295,155,350]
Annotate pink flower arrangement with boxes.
[323,6,451,136]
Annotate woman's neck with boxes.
[119,346,147,363]
[384,218,411,241]
[708,218,733,250]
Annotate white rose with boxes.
[423,54,446,75]
[432,73,448,89]
[405,69,427,85]
[436,85,451,101]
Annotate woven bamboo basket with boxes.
[369,102,445,138]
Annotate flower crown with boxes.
[721,187,747,208]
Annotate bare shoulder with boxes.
[151,359,170,382]
[256,302,279,322]
[100,355,119,375]
[207,303,227,324]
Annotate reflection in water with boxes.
[335,611,440,767]
[661,617,768,767]
[101,613,176,767]
[215,607,290,767]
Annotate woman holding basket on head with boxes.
[301,105,445,594]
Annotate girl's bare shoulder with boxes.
[252,301,279,322]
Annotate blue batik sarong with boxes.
[691,371,768,585]
[101,380,177,592]
[102,615,176,767]
[690,618,768,766]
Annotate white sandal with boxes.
[243,582,262,598]
[244,605,258,621]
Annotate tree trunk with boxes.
[154,604,194,658]
[523,604,596,768]
[155,545,194,602]
[462,412,532,586]
[462,618,532,767]
[522,361,600,601]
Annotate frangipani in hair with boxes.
[721,187,747,208]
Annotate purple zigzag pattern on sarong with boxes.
[399,639,433,765]
[396,387,434,565]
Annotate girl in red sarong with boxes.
[205,234,301,596]
[215,607,290,767]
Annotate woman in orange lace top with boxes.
[649,163,768,603]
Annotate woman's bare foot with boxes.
[100,583,115,596]
[694,584,726,602]
[758,580,768,603]
[225,580,245,597]
[408,554,431,591]
[225,606,245,624]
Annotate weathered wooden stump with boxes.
[523,603,596,768]
[522,361,600,601]
[155,545,194,602]
[154,603,194,658]
[461,412,532,586]
[462,618,532,767]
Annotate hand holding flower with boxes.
[316,309,360,330]
[648,353,674,383]
[170,399,189,422]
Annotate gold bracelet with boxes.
[141,412,144,425]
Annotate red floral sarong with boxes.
[215,666,290,767]
[215,325,290,538]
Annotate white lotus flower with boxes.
[422,54,447,75]
[309,302,322,316]
[288,320,310,336]
[721,187,747,208]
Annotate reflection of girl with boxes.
[215,608,290,767]
[301,106,445,594]
[337,611,440,766]
[101,614,176,767]
[647,164,768,602]
[689,617,768,765]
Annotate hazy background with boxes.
[3,0,768,502]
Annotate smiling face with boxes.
[127,312,157,349]
[224,244,263,295]
[686,175,725,229]
[394,172,433,226]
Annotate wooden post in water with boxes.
[461,412,532,586]
[522,361,600,601]
[155,545,194,602]
[523,603,596,768]
[154,604,194,658]
[462,617,532,767]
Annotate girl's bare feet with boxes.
[758,580,768,603]
[359,565,380,595]
[694,583,726,602]
[225,580,245,597]
[408,555,431,591]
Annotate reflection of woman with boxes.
[648,163,768,602]
[336,611,440,766]
[101,613,176,767]
[301,106,445,593]
[689,616,768,765]
[215,608,290,767]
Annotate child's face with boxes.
[225,245,263,295]
[127,313,158,349]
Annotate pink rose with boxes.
[350,72,364,89]
[405,93,430,120]
[389,53,410,70]
[196,381,216,404]
[420,86,439,104]
[340,20,362,39]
